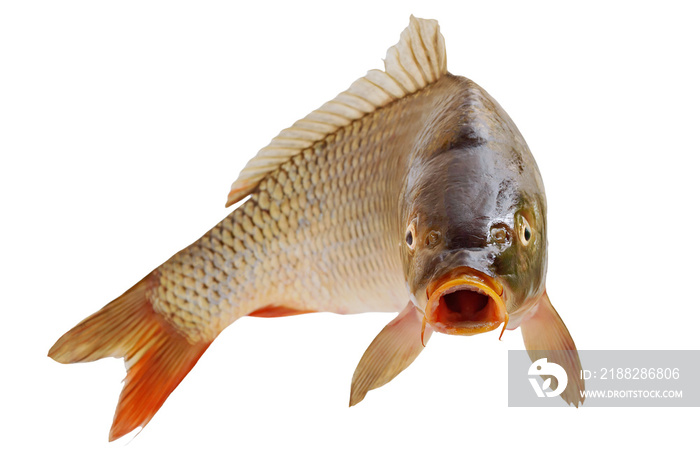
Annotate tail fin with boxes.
[48,273,211,441]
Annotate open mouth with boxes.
[425,267,507,336]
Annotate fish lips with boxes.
[425,267,507,336]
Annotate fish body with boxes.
[49,17,584,441]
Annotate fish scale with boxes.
[150,86,444,343]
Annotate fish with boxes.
[49,16,584,441]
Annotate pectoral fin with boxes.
[349,302,432,406]
[521,291,585,406]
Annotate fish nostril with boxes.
[426,230,441,247]
[489,223,512,245]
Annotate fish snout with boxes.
[425,267,507,336]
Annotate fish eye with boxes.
[405,223,416,250]
[520,217,533,245]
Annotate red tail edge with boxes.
[48,273,211,441]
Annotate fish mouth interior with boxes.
[426,269,506,336]
[435,286,500,329]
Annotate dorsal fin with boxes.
[225,16,448,207]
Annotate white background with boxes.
[2,1,698,463]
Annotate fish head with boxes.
[400,81,549,336]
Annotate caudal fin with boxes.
[48,273,211,441]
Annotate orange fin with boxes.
[248,305,316,318]
[520,291,585,406]
[349,302,432,406]
[48,273,211,441]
